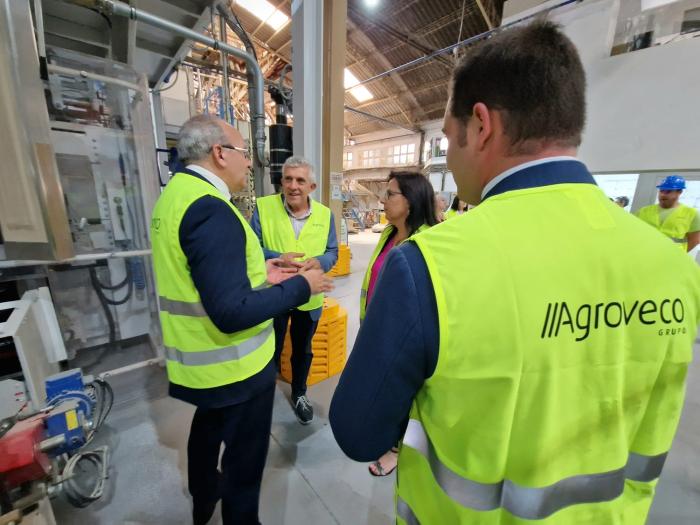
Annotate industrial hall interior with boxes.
[2,0,700,524]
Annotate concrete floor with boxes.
[52,231,700,524]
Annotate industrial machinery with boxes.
[0,370,112,523]
[0,0,269,521]
[0,287,112,523]
[0,1,162,377]
[269,81,294,190]
[44,47,159,356]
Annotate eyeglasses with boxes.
[381,189,403,200]
[211,143,251,160]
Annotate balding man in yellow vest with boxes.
[151,115,332,524]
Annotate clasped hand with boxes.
[265,252,333,294]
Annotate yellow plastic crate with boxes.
[328,244,351,277]
[280,298,348,386]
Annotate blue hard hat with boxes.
[656,175,686,190]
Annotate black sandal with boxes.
[368,447,399,477]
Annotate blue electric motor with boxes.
[44,370,96,455]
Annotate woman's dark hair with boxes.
[451,196,460,211]
[388,171,438,235]
[615,196,630,207]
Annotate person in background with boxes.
[360,171,438,477]
[615,196,630,208]
[151,115,333,525]
[444,195,467,219]
[250,156,338,425]
[330,21,700,524]
[635,175,700,252]
[434,193,448,222]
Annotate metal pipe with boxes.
[351,132,418,146]
[474,0,494,30]
[98,357,164,380]
[418,130,426,165]
[344,106,420,133]
[47,64,143,92]
[39,434,67,452]
[216,2,265,195]
[182,60,280,89]
[78,0,267,166]
[0,249,152,269]
[346,0,580,90]
[218,14,231,123]
[185,66,248,87]
[33,0,46,58]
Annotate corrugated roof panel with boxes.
[211,1,504,135]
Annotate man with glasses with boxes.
[151,115,333,525]
[250,156,338,425]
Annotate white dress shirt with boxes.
[481,156,581,200]
[186,164,231,201]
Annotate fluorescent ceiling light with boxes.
[365,0,380,7]
[344,69,373,103]
[235,0,289,31]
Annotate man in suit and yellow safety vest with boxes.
[151,115,332,525]
[330,21,700,524]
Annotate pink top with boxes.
[366,235,397,306]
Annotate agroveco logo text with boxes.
[541,298,687,342]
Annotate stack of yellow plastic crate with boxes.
[280,298,347,386]
[327,244,351,276]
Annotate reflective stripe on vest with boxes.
[625,451,668,482]
[165,324,273,366]
[397,496,420,525]
[403,419,667,520]
[159,283,269,317]
[159,296,207,317]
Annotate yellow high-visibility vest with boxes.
[151,172,274,389]
[359,224,429,321]
[397,179,700,524]
[256,194,331,311]
[637,203,697,251]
